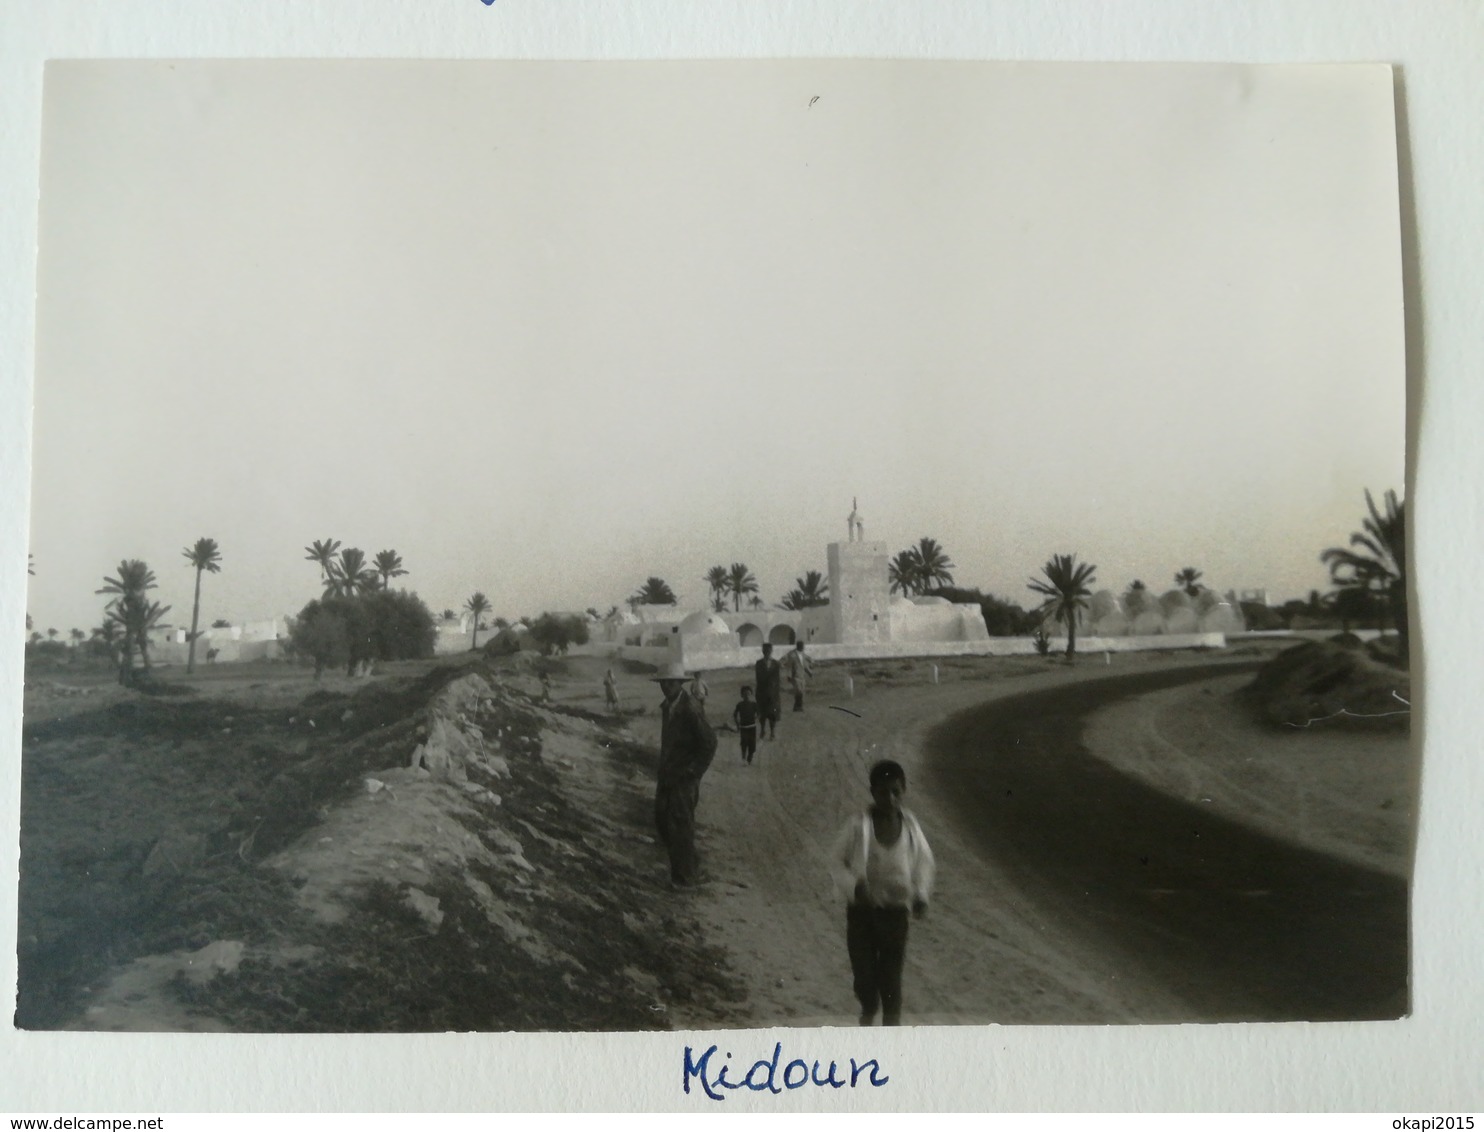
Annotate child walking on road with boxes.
[732,685,759,765]
[830,759,936,1026]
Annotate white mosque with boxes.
[586,505,1244,669]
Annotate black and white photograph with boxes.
[13,58,1413,1039]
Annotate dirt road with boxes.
[640,652,1408,1029]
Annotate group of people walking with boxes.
[643,642,936,1026]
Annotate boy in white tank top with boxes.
[829,759,936,1025]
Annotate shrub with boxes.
[358,589,438,663]
[483,628,526,657]
[1239,602,1284,631]
[290,598,354,677]
[981,593,1038,636]
[526,612,591,656]
[291,591,437,677]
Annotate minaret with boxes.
[827,499,889,643]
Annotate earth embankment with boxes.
[16,656,743,1031]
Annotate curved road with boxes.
[923,662,1409,1022]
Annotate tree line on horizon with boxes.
[608,489,1408,664]
[23,488,1406,680]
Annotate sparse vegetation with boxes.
[726,562,759,612]
[889,537,955,596]
[303,539,341,583]
[290,591,438,677]
[463,592,491,650]
[325,548,376,599]
[1321,489,1407,663]
[372,550,408,591]
[182,538,223,675]
[96,559,172,685]
[1175,567,1204,597]
[704,565,729,613]
[1241,640,1410,731]
[526,612,591,656]
[629,577,677,607]
[778,569,829,611]
[1028,553,1097,660]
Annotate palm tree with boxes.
[630,577,677,606]
[748,594,764,610]
[46,628,58,641]
[92,619,122,664]
[182,537,223,674]
[326,548,375,598]
[1125,579,1147,596]
[464,592,491,649]
[97,559,161,684]
[69,628,85,647]
[1321,488,1407,661]
[1174,567,1204,597]
[373,549,408,590]
[913,537,955,591]
[304,538,341,582]
[705,565,730,613]
[727,562,759,612]
[1028,553,1098,660]
[889,548,922,595]
[779,569,830,610]
[116,597,171,674]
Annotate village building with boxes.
[585,506,1245,668]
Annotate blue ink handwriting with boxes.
[683,1042,888,1102]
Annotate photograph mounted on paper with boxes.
[17,60,1410,1032]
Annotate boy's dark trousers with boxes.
[739,726,757,763]
[846,903,910,1024]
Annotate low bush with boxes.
[290,591,438,677]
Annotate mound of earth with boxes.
[1240,640,1410,730]
[16,659,743,1032]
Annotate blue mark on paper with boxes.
[683,1042,888,1102]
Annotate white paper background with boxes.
[1,1,1479,1113]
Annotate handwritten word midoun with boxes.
[683,1042,887,1101]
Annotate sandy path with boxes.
[637,654,1252,1029]
[1082,673,1416,879]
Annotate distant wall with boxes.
[888,600,988,643]
[1230,629,1391,643]
[677,632,1226,669]
[147,639,285,666]
[434,624,474,655]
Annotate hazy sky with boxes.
[26,61,1404,635]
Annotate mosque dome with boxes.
[678,611,732,636]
